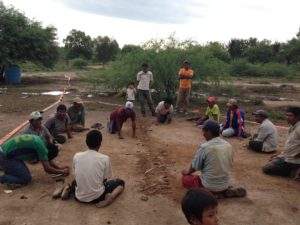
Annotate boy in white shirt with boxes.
[126,82,136,103]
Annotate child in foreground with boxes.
[181,188,219,225]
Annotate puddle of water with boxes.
[41,91,67,96]
[22,92,39,95]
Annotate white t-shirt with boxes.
[137,70,153,90]
[73,149,112,202]
[254,119,278,152]
[155,101,173,115]
[126,88,136,101]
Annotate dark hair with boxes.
[86,130,102,149]
[181,188,218,224]
[164,98,173,105]
[286,106,300,117]
[57,104,67,112]
[202,120,220,137]
[142,63,148,67]
[129,82,135,85]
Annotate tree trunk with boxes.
[0,65,5,83]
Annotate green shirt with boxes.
[205,104,220,123]
[1,134,48,161]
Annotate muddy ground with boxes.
[0,72,299,225]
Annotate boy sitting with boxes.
[181,188,219,225]
[60,130,125,207]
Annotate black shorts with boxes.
[75,179,125,204]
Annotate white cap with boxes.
[30,111,42,120]
[125,101,134,109]
[73,97,83,104]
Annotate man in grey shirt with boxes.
[136,63,155,117]
[182,120,246,197]
[45,104,72,144]
[248,110,278,153]
[263,107,300,179]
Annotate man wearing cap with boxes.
[136,63,156,117]
[176,60,194,113]
[0,134,69,187]
[181,120,246,197]
[186,97,220,125]
[222,98,245,138]
[155,98,174,124]
[108,101,136,139]
[263,106,300,180]
[45,104,72,144]
[20,111,60,162]
[248,110,278,153]
[67,97,86,132]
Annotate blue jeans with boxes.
[0,151,32,185]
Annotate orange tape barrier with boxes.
[0,75,71,145]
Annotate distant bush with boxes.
[70,58,88,69]
[230,59,292,77]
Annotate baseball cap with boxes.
[227,98,238,107]
[125,101,134,109]
[183,60,190,64]
[252,109,268,118]
[202,119,220,134]
[207,97,216,103]
[73,97,83,104]
[30,111,42,120]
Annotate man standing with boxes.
[263,107,300,179]
[136,63,155,117]
[176,60,194,113]
[45,104,72,144]
[155,98,173,124]
[182,120,246,197]
[67,97,86,132]
[0,134,69,187]
[248,110,278,153]
[108,101,136,139]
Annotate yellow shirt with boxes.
[178,68,193,88]
[205,104,220,123]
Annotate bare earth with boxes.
[0,72,299,225]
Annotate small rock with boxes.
[20,195,28,199]
[141,195,149,201]
[107,221,111,224]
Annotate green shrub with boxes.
[70,58,88,69]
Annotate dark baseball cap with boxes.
[202,119,220,134]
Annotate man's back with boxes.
[257,119,278,152]
[73,150,112,202]
[192,137,233,192]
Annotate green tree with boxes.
[93,36,120,63]
[280,28,300,64]
[227,39,249,59]
[63,29,93,60]
[0,1,59,81]
[121,44,143,55]
[242,40,274,63]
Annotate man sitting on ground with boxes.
[45,104,72,144]
[248,110,278,153]
[67,97,87,132]
[221,98,245,138]
[187,97,220,126]
[181,119,246,198]
[61,130,125,207]
[155,98,173,124]
[0,134,69,188]
[108,101,136,139]
[181,188,219,225]
[262,106,300,180]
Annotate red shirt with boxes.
[110,108,136,124]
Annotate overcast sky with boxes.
[2,0,300,47]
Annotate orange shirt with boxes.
[178,68,194,88]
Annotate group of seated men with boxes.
[0,94,299,209]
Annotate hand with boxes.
[269,153,279,161]
[68,134,73,139]
[181,168,190,176]
[155,121,159,125]
[62,168,70,176]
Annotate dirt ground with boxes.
[0,72,299,225]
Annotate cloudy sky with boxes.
[2,0,300,47]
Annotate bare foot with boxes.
[95,194,114,208]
